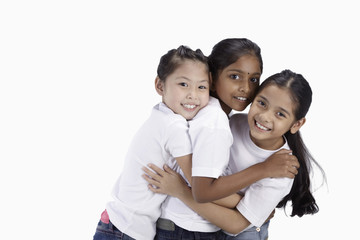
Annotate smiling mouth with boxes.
[182,104,197,110]
[234,96,248,101]
[255,121,271,131]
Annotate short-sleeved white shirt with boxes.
[106,103,192,240]
[160,97,233,232]
[190,97,233,178]
[228,113,294,232]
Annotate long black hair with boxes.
[259,69,326,217]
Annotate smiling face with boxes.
[213,54,261,115]
[248,84,305,150]
[155,60,210,120]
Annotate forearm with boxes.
[178,187,250,234]
[212,193,242,208]
[142,164,251,234]
[192,162,267,202]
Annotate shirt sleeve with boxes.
[191,126,232,178]
[165,119,192,158]
[236,177,294,227]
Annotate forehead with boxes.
[173,60,208,74]
[168,60,209,82]
[225,55,261,74]
[258,85,296,113]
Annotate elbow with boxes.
[226,228,241,235]
[191,177,217,203]
[225,222,249,235]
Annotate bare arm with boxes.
[142,164,250,234]
[192,149,300,203]
[175,154,192,184]
[175,155,241,208]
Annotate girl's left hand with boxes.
[142,164,190,198]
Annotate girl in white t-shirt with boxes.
[145,69,325,239]
[93,45,211,240]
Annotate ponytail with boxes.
[277,131,320,217]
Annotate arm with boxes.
[142,164,250,234]
[175,154,192,184]
[192,149,300,203]
[175,155,241,208]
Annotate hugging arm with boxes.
[142,164,250,234]
[175,155,242,208]
[192,149,300,203]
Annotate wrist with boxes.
[255,162,269,179]
[177,186,192,201]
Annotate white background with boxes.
[1,1,358,239]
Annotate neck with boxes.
[250,134,286,151]
[220,101,231,116]
[211,91,231,116]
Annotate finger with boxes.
[142,173,161,186]
[275,149,292,155]
[163,164,177,174]
[147,184,165,194]
[288,156,300,169]
[287,166,298,175]
[147,163,166,176]
[287,173,296,179]
[142,167,162,181]
[164,165,188,183]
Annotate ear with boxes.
[155,76,164,96]
[290,117,306,134]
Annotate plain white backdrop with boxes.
[1,1,358,239]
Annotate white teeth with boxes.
[235,97,247,101]
[183,104,196,109]
[256,121,270,131]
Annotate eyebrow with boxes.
[175,76,209,83]
[258,95,291,116]
[199,79,210,83]
[227,69,261,75]
[175,76,191,81]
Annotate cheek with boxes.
[214,76,228,91]
[248,110,256,122]
[276,122,293,135]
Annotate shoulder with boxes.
[229,113,248,128]
[191,97,229,128]
[153,102,188,125]
[196,97,223,116]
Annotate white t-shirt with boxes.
[228,113,294,232]
[106,103,192,240]
[160,97,233,232]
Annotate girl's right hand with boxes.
[263,149,300,179]
[142,164,190,199]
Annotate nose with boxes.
[238,80,250,93]
[259,110,271,123]
[186,87,198,99]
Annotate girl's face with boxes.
[248,84,305,150]
[155,60,210,120]
[213,55,261,115]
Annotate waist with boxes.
[156,217,219,233]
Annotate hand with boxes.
[263,149,300,179]
[142,164,190,198]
